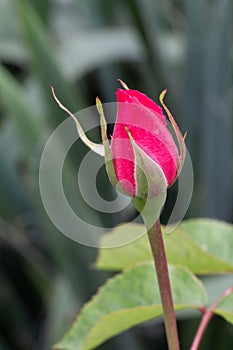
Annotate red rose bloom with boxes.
[51,82,185,201]
[110,89,180,196]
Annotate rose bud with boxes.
[51,82,186,203]
[97,82,185,201]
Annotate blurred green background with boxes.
[0,0,232,349]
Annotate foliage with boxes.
[0,0,232,350]
[55,219,233,349]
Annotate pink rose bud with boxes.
[111,88,180,196]
[51,82,186,201]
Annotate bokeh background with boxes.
[0,0,232,349]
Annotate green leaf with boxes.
[97,223,148,270]
[54,263,207,350]
[213,292,233,324]
[96,219,233,274]
[179,219,233,269]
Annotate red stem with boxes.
[147,220,180,350]
[190,286,233,350]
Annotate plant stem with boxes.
[190,309,213,350]
[147,220,180,350]
[190,286,233,350]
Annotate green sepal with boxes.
[126,128,167,228]
[96,98,129,195]
[51,87,105,156]
[96,98,117,185]
[159,90,186,177]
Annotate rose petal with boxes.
[111,90,179,194]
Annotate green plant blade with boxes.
[16,0,82,122]
[96,219,233,274]
[58,27,144,82]
[0,64,42,149]
[213,292,233,324]
[96,223,148,270]
[45,276,80,348]
[0,0,28,65]
[54,263,207,350]
[179,219,233,267]
[200,0,232,219]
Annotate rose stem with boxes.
[190,286,233,350]
[147,220,180,350]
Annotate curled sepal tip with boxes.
[50,86,105,157]
[117,79,129,90]
[159,89,186,174]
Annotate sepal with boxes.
[51,86,105,156]
[126,128,167,228]
[96,97,128,195]
[159,89,186,177]
[126,127,167,199]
